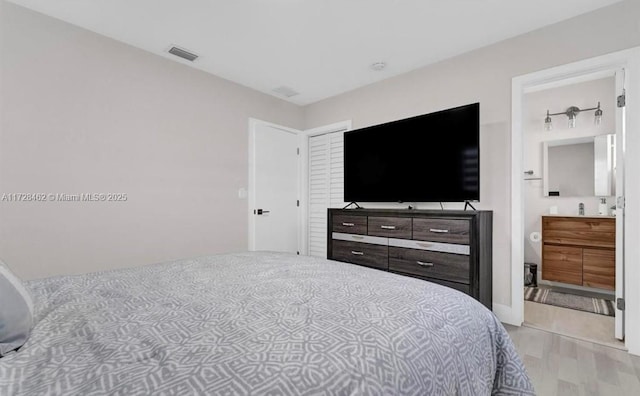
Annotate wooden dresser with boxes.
[541,216,616,290]
[327,209,493,309]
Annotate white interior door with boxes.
[249,121,300,253]
[614,69,625,340]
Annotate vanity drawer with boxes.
[332,214,367,234]
[413,218,470,244]
[331,240,388,270]
[542,217,615,248]
[388,247,470,284]
[542,245,583,285]
[368,217,412,238]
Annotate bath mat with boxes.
[524,286,615,317]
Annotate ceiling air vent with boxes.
[272,86,299,98]
[168,46,199,62]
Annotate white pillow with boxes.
[0,260,34,356]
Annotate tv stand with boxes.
[464,201,477,211]
[342,202,363,209]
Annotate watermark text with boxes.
[1,193,128,202]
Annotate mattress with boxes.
[0,252,534,395]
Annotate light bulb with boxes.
[544,111,552,131]
[594,102,603,125]
[594,114,602,125]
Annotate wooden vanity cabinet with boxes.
[541,216,615,290]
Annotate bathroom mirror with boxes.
[543,134,615,197]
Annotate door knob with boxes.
[255,209,270,215]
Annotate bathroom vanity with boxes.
[541,215,615,290]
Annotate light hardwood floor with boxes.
[505,324,640,395]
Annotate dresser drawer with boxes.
[331,240,388,270]
[413,218,470,244]
[388,247,470,284]
[421,277,471,295]
[368,217,412,238]
[332,214,367,234]
[542,217,615,248]
[388,238,470,255]
[542,245,583,285]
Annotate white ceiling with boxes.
[7,0,623,105]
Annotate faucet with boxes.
[579,203,585,216]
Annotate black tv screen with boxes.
[344,103,479,202]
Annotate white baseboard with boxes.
[493,303,522,326]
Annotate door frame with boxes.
[248,118,303,252]
[299,121,352,256]
[510,47,640,355]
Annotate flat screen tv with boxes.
[344,103,479,203]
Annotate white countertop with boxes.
[542,214,616,219]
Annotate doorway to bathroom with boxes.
[521,73,622,347]
[510,48,640,351]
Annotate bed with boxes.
[0,252,534,395]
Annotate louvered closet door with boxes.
[308,131,345,257]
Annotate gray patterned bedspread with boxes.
[0,252,534,395]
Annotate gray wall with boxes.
[303,0,640,306]
[0,3,304,280]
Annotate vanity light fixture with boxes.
[544,102,602,130]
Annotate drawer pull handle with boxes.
[351,251,364,256]
[429,228,449,233]
[417,261,434,267]
[342,222,355,227]
[351,236,364,240]
[380,225,397,230]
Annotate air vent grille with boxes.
[272,86,299,98]
[168,46,198,62]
